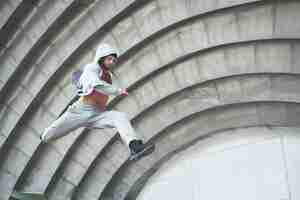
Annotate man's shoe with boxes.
[129,142,155,161]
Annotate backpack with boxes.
[71,69,83,89]
[57,69,82,118]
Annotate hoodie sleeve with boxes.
[79,63,122,96]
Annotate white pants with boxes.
[41,100,139,146]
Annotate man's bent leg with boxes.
[89,110,154,160]
[41,103,91,143]
[41,111,78,143]
[90,111,138,145]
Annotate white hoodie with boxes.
[76,44,123,97]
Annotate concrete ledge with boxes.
[11,191,46,200]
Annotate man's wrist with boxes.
[118,88,123,93]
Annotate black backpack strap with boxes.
[57,95,80,119]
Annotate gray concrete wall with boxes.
[137,127,300,200]
[0,0,300,200]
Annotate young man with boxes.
[41,43,155,161]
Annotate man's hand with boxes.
[120,89,129,97]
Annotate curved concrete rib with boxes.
[0,0,76,97]
[0,0,276,164]
[0,0,300,199]
[109,38,300,108]
[43,31,299,198]
[0,0,269,147]
[101,101,300,200]
[0,37,296,198]
[1,0,153,198]
[0,0,152,161]
[0,0,40,54]
[58,34,298,199]
[50,37,298,199]
[72,73,300,200]
[125,124,298,200]
[45,30,300,199]
[43,5,300,196]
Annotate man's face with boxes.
[102,55,117,69]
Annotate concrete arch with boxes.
[0,0,152,197]
[60,37,299,199]
[0,0,36,53]
[101,101,300,199]
[5,0,157,197]
[125,125,299,200]
[41,36,298,198]
[110,38,299,108]
[74,73,300,200]
[1,1,300,200]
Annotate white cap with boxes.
[94,43,118,63]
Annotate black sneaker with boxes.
[129,140,155,161]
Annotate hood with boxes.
[94,43,118,63]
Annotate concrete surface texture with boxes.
[0,0,300,199]
[137,127,300,200]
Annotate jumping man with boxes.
[40,43,155,161]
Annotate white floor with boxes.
[137,127,300,200]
